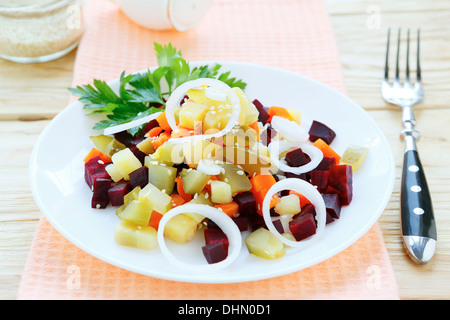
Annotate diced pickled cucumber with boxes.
[151,140,184,164]
[245,228,285,260]
[183,140,221,167]
[222,146,272,176]
[139,183,172,214]
[120,197,153,226]
[90,135,127,157]
[341,145,368,171]
[116,186,141,218]
[114,220,157,250]
[217,163,252,194]
[180,168,211,195]
[90,135,113,153]
[210,180,232,204]
[223,126,258,148]
[148,162,177,194]
[163,214,198,244]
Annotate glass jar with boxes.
[0,0,84,63]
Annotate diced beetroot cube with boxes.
[232,216,248,232]
[233,192,257,216]
[260,124,275,147]
[326,212,335,224]
[284,171,310,181]
[85,156,110,189]
[310,170,329,193]
[315,157,337,171]
[253,99,270,124]
[91,178,111,209]
[129,166,148,189]
[328,165,353,205]
[322,193,341,219]
[131,146,146,165]
[308,120,336,145]
[248,214,267,231]
[204,228,229,251]
[294,204,319,226]
[272,219,284,234]
[285,148,311,167]
[289,213,317,241]
[108,183,132,206]
[202,242,228,264]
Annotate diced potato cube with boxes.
[114,220,157,250]
[137,137,155,155]
[120,197,153,226]
[287,108,302,125]
[105,163,123,182]
[163,214,198,244]
[233,87,259,126]
[139,182,172,214]
[274,194,301,215]
[341,145,368,171]
[245,228,285,259]
[203,107,232,132]
[210,180,232,204]
[180,168,210,195]
[179,101,208,130]
[111,148,142,180]
[186,88,208,104]
[183,192,213,223]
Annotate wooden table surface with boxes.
[1,0,449,300]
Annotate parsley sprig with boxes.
[69,43,247,136]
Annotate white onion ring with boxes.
[269,140,323,175]
[165,78,241,144]
[262,178,326,248]
[271,116,309,143]
[157,204,242,272]
[103,112,162,136]
[197,159,223,175]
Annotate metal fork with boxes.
[382,28,436,264]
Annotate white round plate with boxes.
[29,62,395,283]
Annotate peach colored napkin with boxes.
[18,0,399,300]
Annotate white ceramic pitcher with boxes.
[112,0,212,31]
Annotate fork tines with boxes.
[384,28,421,86]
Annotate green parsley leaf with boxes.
[70,42,247,136]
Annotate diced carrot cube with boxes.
[156,112,172,132]
[312,138,341,163]
[83,148,112,164]
[267,106,294,122]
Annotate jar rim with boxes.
[0,0,79,15]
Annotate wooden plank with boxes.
[0,50,76,121]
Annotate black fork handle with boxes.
[400,133,437,264]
